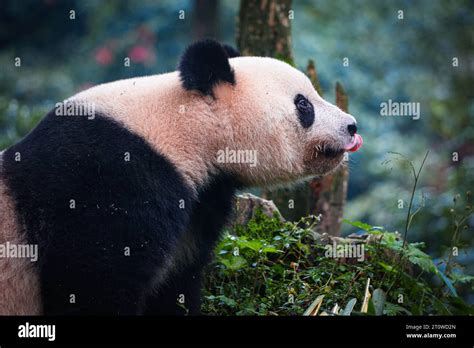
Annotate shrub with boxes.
[202,210,474,316]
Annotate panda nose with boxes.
[347,123,357,136]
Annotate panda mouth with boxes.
[307,135,363,164]
[321,147,344,158]
[317,135,363,158]
[314,144,344,159]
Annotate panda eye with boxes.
[296,95,311,111]
[294,94,314,128]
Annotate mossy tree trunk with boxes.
[237,0,293,64]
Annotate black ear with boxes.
[222,44,240,58]
[178,39,236,96]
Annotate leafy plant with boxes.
[202,209,474,316]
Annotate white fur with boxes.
[0,152,42,315]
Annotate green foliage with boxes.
[202,210,474,316]
[0,97,46,149]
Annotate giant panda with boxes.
[0,39,362,315]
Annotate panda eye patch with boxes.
[294,94,314,128]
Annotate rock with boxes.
[231,193,284,226]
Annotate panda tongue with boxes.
[345,134,363,152]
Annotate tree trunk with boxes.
[237,0,293,64]
[309,82,350,236]
[193,0,220,40]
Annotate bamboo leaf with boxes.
[372,288,387,315]
[438,269,458,297]
[360,278,371,313]
[342,298,357,316]
[303,295,325,316]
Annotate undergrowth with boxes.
[202,207,473,316]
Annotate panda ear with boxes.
[178,39,236,96]
[222,44,240,58]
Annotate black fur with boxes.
[178,39,236,96]
[2,107,239,315]
[222,44,240,58]
[295,94,315,129]
[144,173,240,315]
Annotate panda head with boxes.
[178,40,362,187]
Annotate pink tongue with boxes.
[345,134,363,152]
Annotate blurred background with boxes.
[0,0,472,300]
